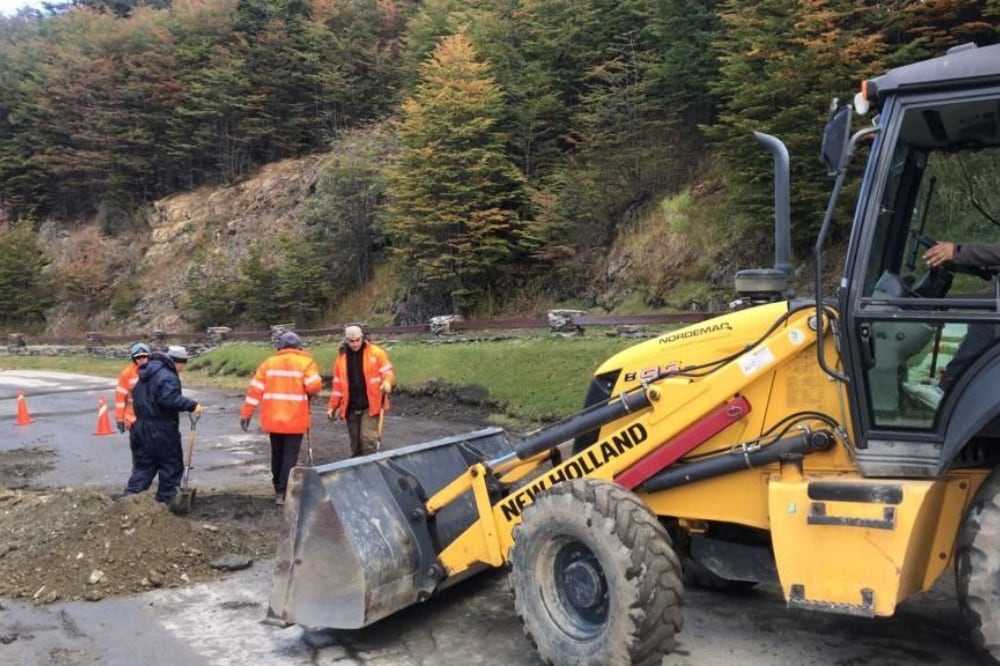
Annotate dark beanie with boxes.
[278,331,303,350]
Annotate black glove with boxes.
[240,417,250,432]
[116,421,126,434]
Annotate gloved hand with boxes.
[240,417,250,432]
[326,408,337,422]
[380,380,392,395]
[116,421,126,434]
[193,403,204,416]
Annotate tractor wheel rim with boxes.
[554,540,608,626]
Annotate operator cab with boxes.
[837,43,1000,476]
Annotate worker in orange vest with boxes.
[115,342,150,434]
[326,325,395,457]
[240,332,323,505]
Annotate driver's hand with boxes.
[923,241,955,268]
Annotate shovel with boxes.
[376,396,385,452]
[170,411,200,515]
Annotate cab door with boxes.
[840,89,1000,476]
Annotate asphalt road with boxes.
[0,370,983,665]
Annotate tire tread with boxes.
[509,479,684,666]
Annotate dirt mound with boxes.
[0,486,281,604]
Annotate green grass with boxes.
[389,336,636,421]
[0,355,126,377]
[2,334,643,423]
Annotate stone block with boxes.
[206,326,231,343]
[547,309,586,335]
[430,315,463,336]
[270,323,296,347]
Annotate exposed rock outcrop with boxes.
[41,155,324,334]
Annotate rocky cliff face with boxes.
[40,155,324,335]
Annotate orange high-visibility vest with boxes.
[241,349,322,433]
[328,342,395,418]
[115,363,140,428]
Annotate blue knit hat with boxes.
[129,343,151,359]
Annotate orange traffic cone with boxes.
[93,395,114,436]
[15,391,34,425]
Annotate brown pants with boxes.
[346,410,379,457]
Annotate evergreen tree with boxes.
[312,0,416,131]
[0,18,47,218]
[885,0,999,64]
[237,244,281,325]
[458,0,568,181]
[644,0,721,133]
[166,1,254,185]
[270,232,331,325]
[236,236,331,327]
[0,220,52,329]
[184,250,246,329]
[304,124,395,298]
[234,0,341,164]
[706,0,888,249]
[386,33,536,314]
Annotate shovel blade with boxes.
[267,427,514,629]
[170,487,196,515]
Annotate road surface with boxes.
[0,370,981,665]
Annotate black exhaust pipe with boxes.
[638,429,834,493]
[753,131,792,280]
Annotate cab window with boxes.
[857,94,1000,429]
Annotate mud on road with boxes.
[0,384,501,607]
[0,487,279,604]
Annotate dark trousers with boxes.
[346,410,379,457]
[270,433,303,497]
[943,323,1000,387]
[124,420,184,504]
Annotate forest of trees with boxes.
[0,0,997,328]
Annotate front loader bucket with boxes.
[267,427,514,630]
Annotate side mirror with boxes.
[820,103,852,177]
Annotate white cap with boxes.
[167,345,189,362]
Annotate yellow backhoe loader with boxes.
[269,43,1000,665]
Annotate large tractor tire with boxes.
[508,478,684,666]
[957,467,1000,664]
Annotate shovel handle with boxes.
[376,396,385,452]
[378,395,386,436]
[183,415,197,486]
[189,410,201,429]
